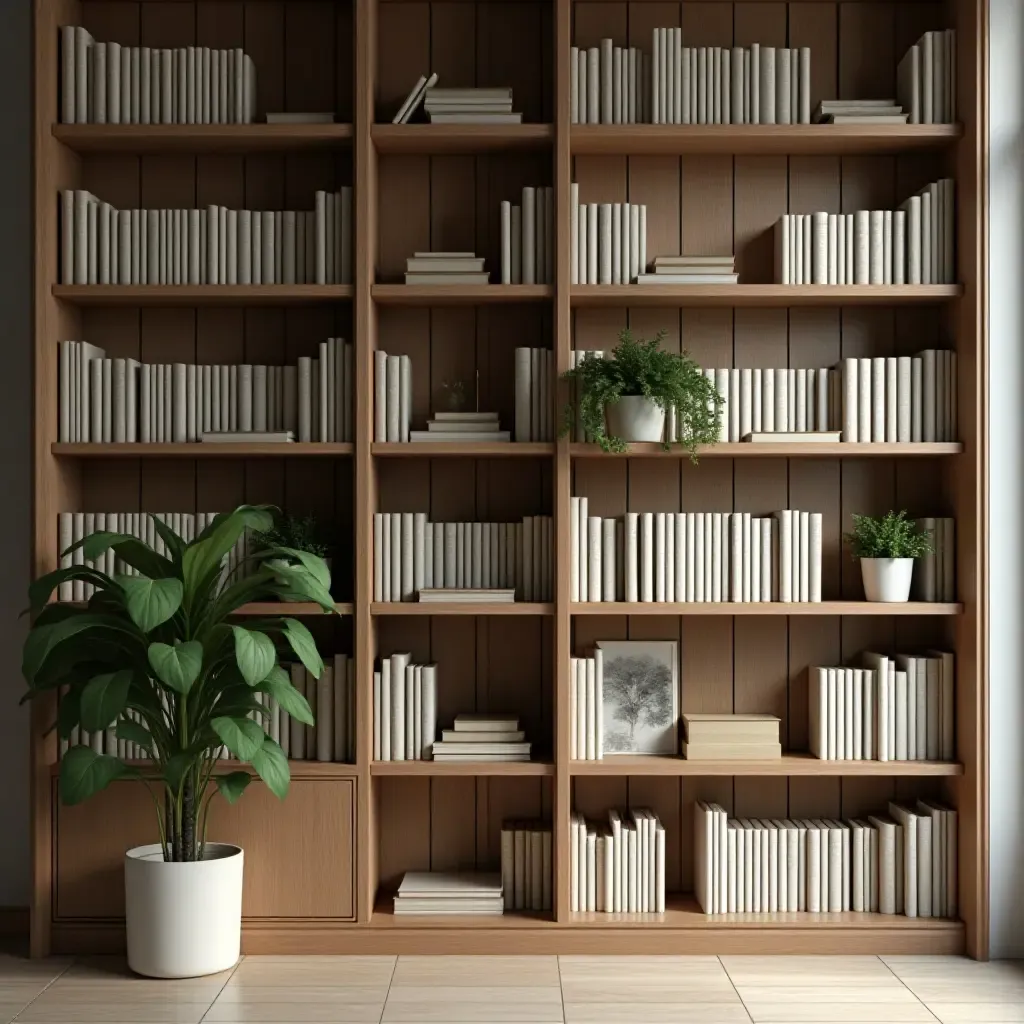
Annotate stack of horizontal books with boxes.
[813,99,909,124]
[418,588,516,604]
[636,254,738,285]
[681,713,782,760]
[404,251,489,285]
[432,714,531,762]
[410,410,510,443]
[425,86,521,125]
[393,872,504,916]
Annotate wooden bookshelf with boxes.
[31,0,987,961]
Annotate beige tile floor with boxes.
[0,953,1020,1024]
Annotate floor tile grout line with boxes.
[8,953,90,1022]
[879,954,944,1024]
[378,953,399,1024]
[717,954,756,1024]
[197,953,246,1024]
[556,954,567,1024]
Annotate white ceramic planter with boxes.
[860,557,915,602]
[605,396,666,443]
[125,843,243,979]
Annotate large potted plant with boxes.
[844,510,933,602]
[561,329,722,458]
[20,505,336,978]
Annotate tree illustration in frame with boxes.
[599,640,678,755]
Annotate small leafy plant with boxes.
[843,510,934,559]
[561,329,723,458]
[20,505,336,863]
[252,514,329,560]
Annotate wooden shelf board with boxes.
[571,601,962,616]
[372,123,553,153]
[51,443,354,458]
[570,441,963,458]
[52,285,352,307]
[372,902,554,928]
[372,284,553,306]
[371,760,554,777]
[50,759,357,779]
[570,285,962,308]
[372,602,554,616]
[571,124,962,156]
[570,754,963,777]
[232,602,353,617]
[373,442,554,458]
[53,123,353,153]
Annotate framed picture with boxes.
[596,640,679,755]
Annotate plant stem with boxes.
[181,773,196,861]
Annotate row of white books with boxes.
[425,86,521,125]
[570,186,648,285]
[810,651,955,763]
[774,179,955,286]
[513,348,556,442]
[433,714,531,763]
[694,800,957,917]
[570,38,812,125]
[404,251,488,286]
[372,350,412,442]
[499,188,556,285]
[59,341,354,444]
[60,28,257,125]
[394,872,503,916]
[500,821,553,911]
[705,366,829,442]
[569,653,604,761]
[897,31,957,125]
[570,502,823,603]
[372,653,438,761]
[60,190,353,286]
[372,514,553,602]
[916,517,956,602]
[571,809,666,913]
[837,352,958,443]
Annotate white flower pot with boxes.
[605,396,666,443]
[860,557,915,603]
[125,843,243,979]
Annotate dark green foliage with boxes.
[843,510,934,559]
[252,513,329,559]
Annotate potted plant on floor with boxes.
[844,510,933,602]
[20,505,336,979]
[561,329,723,458]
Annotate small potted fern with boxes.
[844,510,933,602]
[252,514,331,588]
[561,329,722,458]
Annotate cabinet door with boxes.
[55,777,355,920]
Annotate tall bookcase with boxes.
[31,0,988,958]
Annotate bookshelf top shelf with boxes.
[372,602,555,617]
[52,285,352,307]
[51,443,354,458]
[571,285,963,308]
[572,602,963,616]
[371,760,554,777]
[373,284,552,306]
[373,442,554,458]
[570,442,964,458]
[53,123,353,154]
[571,753,963,777]
[372,123,553,153]
[571,124,962,156]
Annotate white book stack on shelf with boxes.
[809,649,955,763]
[410,411,510,443]
[58,341,354,444]
[372,654,438,762]
[570,808,666,913]
[813,99,909,124]
[897,30,957,125]
[404,251,489,285]
[682,714,781,760]
[372,513,553,603]
[569,500,823,604]
[570,184,648,285]
[59,189,353,285]
[570,41,649,124]
[500,188,555,285]
[693,800,957,917]
[774,178,954,285]
[500,821,553,912]
[433,714,531,763]
[829,351,958,443]
[392,72,439,123]
[394,872,504,916]
[424,86,522,124]
[60,27,258,125]
[914,517,956,601]
[569,652,604,760]
[636,254,738,285]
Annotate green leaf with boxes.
[58,745,130,805]
[281,618,324,679]
[256,665,314,726]
[163,752,192,792]
[211,716,266,761]
[251,737,290,799]
[22,614,142,686]
[231,626,276,686]
[116,719,154,756]
[183,506,275,594]
[266,547,331,590]
[65,532,174,579]
[215,771,252,805]
[28,566,116,612]
[148,515,186,564]
[57,686,82,739]
[147,640,203,695]
[118,576,183,632]
[79,669,133,731]
[264,561,335,611]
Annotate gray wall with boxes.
[0,0,1021,954]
